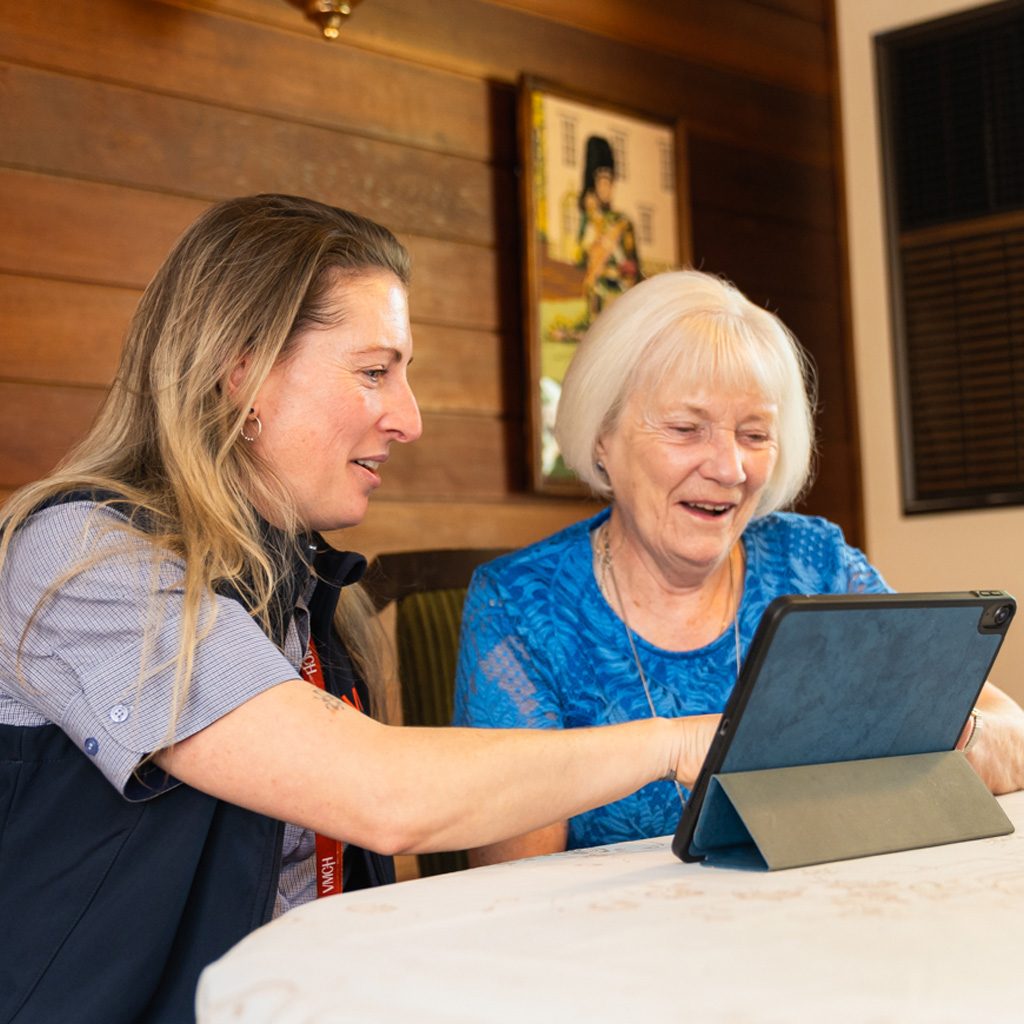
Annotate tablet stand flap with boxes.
[698,751,1013,871]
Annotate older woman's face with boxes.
[247,271,421,531]
[597,380,778,581]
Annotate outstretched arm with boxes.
[155,679,719,856]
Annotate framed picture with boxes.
[519,76,691,494]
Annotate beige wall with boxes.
[836,0,1024,703]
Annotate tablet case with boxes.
[673,592,1016,870]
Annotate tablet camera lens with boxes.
[994,604,1012,626]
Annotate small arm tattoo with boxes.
[311,687,344,713]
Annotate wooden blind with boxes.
[877,0,1024,512]
[891,10,1024,230]
[900,224,1024,505]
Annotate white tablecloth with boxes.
[197,790,1024,1023]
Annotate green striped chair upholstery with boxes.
[363,548,511,877]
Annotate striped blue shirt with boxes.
[0,499,319,914]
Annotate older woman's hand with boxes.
[961,682,1024,795]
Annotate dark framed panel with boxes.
[876,0,1024,513]
[518,76,692,495]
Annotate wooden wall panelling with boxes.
[760,0,828,20]
[768,295,859,531]
[687,133,838,230]
[0,174,512,492]
[471,0,831,92]
[185,0,828,49]
[0,1,499,162]
[0,391,511,498]
[403,236,500,330]
[0,170,207,288]
[0,173,501,332]
[373,413,510,500]
[688,204,840,303]
[0,63,500,247]
[177,0,835,165]
[187,0,830,97]
[0,383,106,487]
[0,0,835,170]
[0,274,137,386]
[0,273,504,417]
[338,496,603,560]
[0,0,859,548]
[403,324,504,416]
[0,219,510,495]
[750,0,828,23]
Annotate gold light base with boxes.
[285,0,363,40]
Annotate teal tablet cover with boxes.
[673,593,1015,867]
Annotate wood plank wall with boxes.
[0,0,860,558]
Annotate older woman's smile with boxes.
[680,499,736,518]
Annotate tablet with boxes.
[672,590,1015,864]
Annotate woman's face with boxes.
[245,270,422,531]
[597,378,778,582]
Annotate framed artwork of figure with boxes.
[519,76,692,494]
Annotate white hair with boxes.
[554,269,816,515]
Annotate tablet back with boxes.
[672,591,1014,862]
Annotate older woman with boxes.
[0,196,717,1024]
[454,269,1024,864]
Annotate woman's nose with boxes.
[702,428,747,485]
[389,377,423,443]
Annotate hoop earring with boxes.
[240,414,262,443]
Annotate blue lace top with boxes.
[453,509,891,850]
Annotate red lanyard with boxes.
[299,638,344,899]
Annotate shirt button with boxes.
[84,737,99,756]
[109,704,130,723]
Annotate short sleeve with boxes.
[452,566,563,731]
[0,502,301,798]
[838,540,892,594]
[756,514,894,597]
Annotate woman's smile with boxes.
[679,499,737,520]
[597,383,778,585]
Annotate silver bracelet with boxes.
[963,707,983,752]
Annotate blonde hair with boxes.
[554,269,816,515]
[0,194,410,731]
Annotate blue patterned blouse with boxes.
[453,509,891,850]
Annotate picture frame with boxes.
[518,76,692,495]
